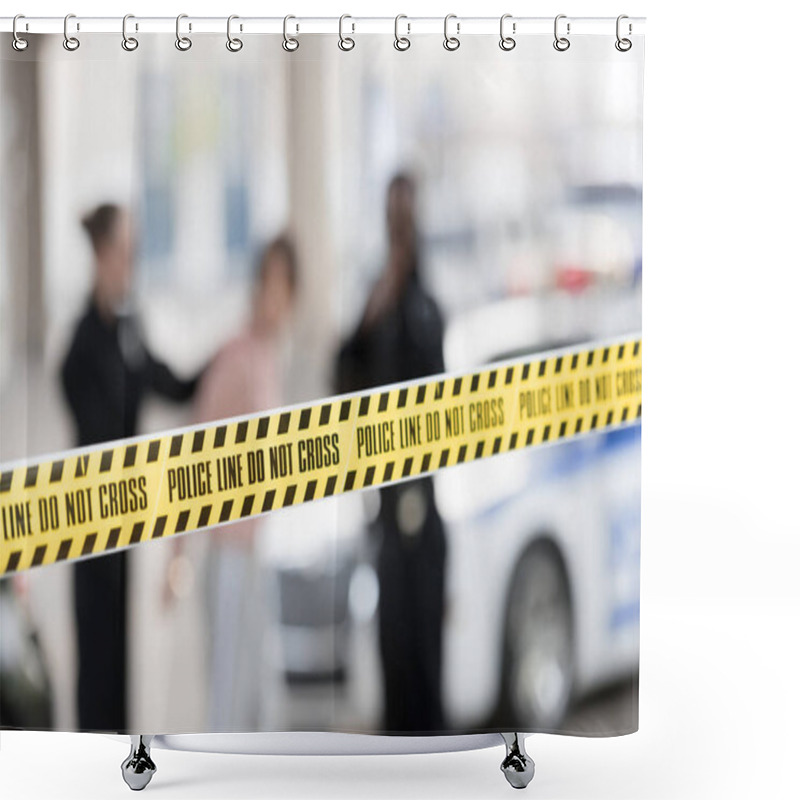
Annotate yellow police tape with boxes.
[0,336,641,576]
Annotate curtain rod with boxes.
[0,16,645,37]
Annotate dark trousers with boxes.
[74,550,127,731]
[377,480,447,734]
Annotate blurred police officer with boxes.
[337,174,447,733]
[61,204,200,731]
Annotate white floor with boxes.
[2,591,797,799]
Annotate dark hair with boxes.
[387,171,416,198]
[81,204,121,253]
[258,234,299,295]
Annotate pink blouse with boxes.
[194,328,282,547]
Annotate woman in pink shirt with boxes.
[165,236,298,731]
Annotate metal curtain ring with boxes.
[615,14,632,51]
[553,14,570,52]
[63,13,80,51]
[499,14,516,51]
[122,14,139,51]
[338,14,355,51]
[12,15,28,51]
[394,14,410,51]
[283,15,299,52]
[175,14,192,51]
[443,14,460,51]
[227,15,243,52]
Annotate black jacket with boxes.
[61,299,198,447]
[60,298,198,732]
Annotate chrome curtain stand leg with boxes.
[500,733,535,789]
[121,735,157,791]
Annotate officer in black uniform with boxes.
[336,174,447,734]
[61,204,200,731]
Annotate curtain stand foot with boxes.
[500,733,535,789]
[121,735,156,791]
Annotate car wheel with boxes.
[501,540,574,730]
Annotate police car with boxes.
[434,286,641,730]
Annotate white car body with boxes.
[436,288,641,727]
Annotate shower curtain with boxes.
[0,19,644,742]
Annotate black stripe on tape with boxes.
[262,490,276,512]
[509,432,518,449]
[169,436,183,458]
[56,539,72,561]
[124,445,137,468]
[152,517,167,538]
[32,545,47,566]
[147,440,161,463]
[526,429,535,446]
[522,363,530,381]
[99,450,113,472]
[470,374,480,393]
[106,527,121,550]
[618,344,626,360]
[319,405,331,425]
[363,466,375,486]
[402,457,413,477]
[359,396,370,416]
[457,445,467,463]
[50,461,64,483]
[621,407,629,422]
[175,510,190,533]
[299,408,311,430]
[339,400,351,421]
[555,357,563,374]
[452,377,462,396]
[488,371,497,389]
[559,421,567,438]
[344,471,356,492]
[420,453,431,473]
[571,354,579,370]
[475,441,485,459]
[493,436,502,455]
[439,449,450,468]
[257,416,270,438]
[241,494,255,517]
[25,465,39,488]
[6,551,21,572]
[633,341,640,357]
[587,351,595,367]
[538,361,547,377]
[192,430,205,453]
[434,381,444,400]
[383,462,394,482]
[236,421,248,443]
[82,534,97,556]
[397,388,408,409]
[591,413,599,429]
[416,385,426,405]
[606,410,614,426]
[505,367,514,385]
[324,476,337,497]
[219,500,233,522]
[636,403,642,418]
[378,393,389,412]
[278,413,291,434]
[575,417,583,434]
[198,505,212,528]
[130,522,145,543]
[214,426,227,448]
[543,425,551,442]
[603,347,610,363]
[303,481,317,502]
[284,485,297,506]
